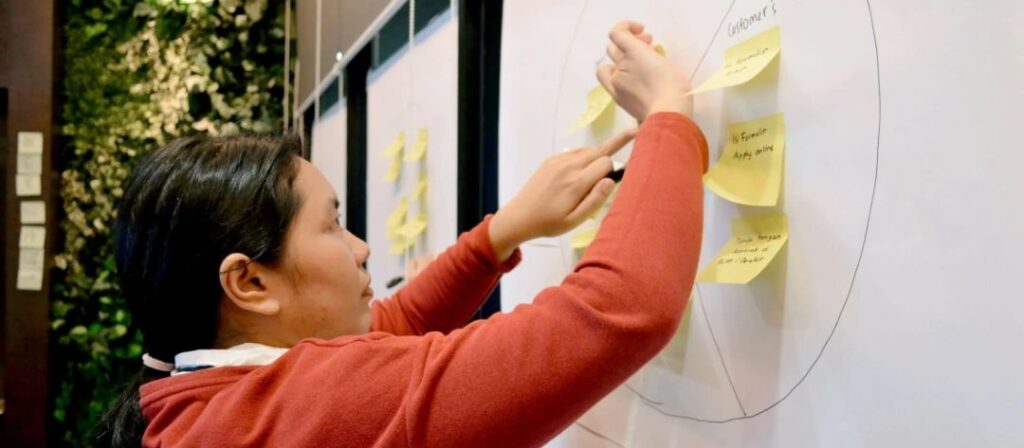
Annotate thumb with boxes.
[596,64,616,96]
[566,178,615,224]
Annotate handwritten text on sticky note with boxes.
[687,26,780,95]
[704,113,786,206]
[697,213,788,284]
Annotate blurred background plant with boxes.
[53,0,289,444]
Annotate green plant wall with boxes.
[54,0,289,444]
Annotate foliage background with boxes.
[54,0,289,444]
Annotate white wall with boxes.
[310,100,348,216]
[365,9,459,298]
[499,0,1024,446]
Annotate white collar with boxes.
[171,342,288,376]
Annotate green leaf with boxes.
[83,23,108,41]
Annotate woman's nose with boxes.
[348,232,371,266]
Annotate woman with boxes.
[101,21,708,447]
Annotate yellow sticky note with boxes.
[567,85,614,134]
[413,178,428,199]
[398,213,428,240]
[704,113,786,206]
[383,156,401,182]
[386,198,409,239]
[389,236,411,255]
[382,131,405,158]
[697,213,789,284]
[404,128,429,161]
[654,43,666,57]
[687,26,780,96]
[570,228,598,249]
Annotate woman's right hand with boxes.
[488,129,638,261]
[597,21,692,120]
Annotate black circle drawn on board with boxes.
[549,0,884,425]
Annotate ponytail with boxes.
[95,367,167,446]
[98,134,303,445]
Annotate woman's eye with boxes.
[334,213,344,228]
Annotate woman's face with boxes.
[268,158,373,342]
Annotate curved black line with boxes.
[574,422,627,448]
[691,0,740,79]
[623,382,663,405]
[696,290,747,415]
[624,0,884,424]
[550,0,592,153]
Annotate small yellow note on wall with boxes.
[386,198,409,240]
[382,131,405,158]
[382,157,402,182]
[389,235,411,255]
[567,85,614,134]
[398,212,428,240]
[704,113,786,206]
[687,26,780,95]
[413,178,428,199]
[570,228,598,249]
[697,213,788,284]
[405,129,429,161]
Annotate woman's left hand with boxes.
[489,128,637,261]
[405,254,437,281]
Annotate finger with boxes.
[597,127,639,157]
[638,32,653,45]
[566,178,615,224]
[596,64,616,96]
[573,128,637,165]
[611,20,645,36]
[606,42,625,64]
[579,155,615,188]
[609,21,647,54]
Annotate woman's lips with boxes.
[361,271,373,298]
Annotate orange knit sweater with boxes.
[139,112,708,447]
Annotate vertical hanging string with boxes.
[314,0,323,124]
[283,0,291,133]
[406,0,417,263]
[409,0,416,112]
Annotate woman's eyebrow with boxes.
[329,197,340,210]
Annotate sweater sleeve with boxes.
[139,113,708,448]
[370,215,523,336]
[394,112,708,446]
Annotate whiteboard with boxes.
[499,0,1024,446]
[310,100,348,218]
[365,9,459,297]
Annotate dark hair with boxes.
[96,135,303,446]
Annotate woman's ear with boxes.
[219,253,281,316]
